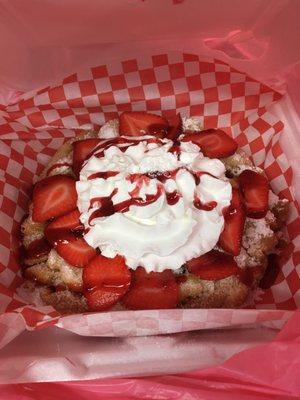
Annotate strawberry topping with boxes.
[45,209,96,267]
[83,255,131,311]
[182,129,238,158]
[166,113,183,140]
[219,188,246,256]
[122,267,179,310]
[32,175,77,222]
[55,238,97,268]
[238,169,269,218]
[186,250,239,280]
[119,111,169,137]
[73,138,102,176]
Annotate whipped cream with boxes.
[76,130,232,273]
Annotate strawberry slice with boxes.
[45,209,83,245]
[83,255,131,311]
[166,113,183,140]
[122,267,179,310]
[182,129,238,158]
[55,238,97,268]
[119,111,169,137]
[238,169,269,218]
[73,138,102,176]
[32,175,77,222]
[186,250,239,280]
[219,188,246,255]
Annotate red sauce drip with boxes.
[47,162,72,176]
[146,169,180,183]
[25,238,51,259]
[194,197,217,211]
[166,191,181,205]
[115,186,163,213]
[88,171,119,180]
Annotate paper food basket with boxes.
[0,1,299,398]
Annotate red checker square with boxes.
[273,120,284,133]
[36,86,50,95]
[110,75,127,91]
[152,54,168,67]
[98,92,115,106]
[19,167,34,183]
[122,59,138,73]
[1,197,16,218]
[75,114,91,126]
[272,141,282,158]
[175,92,190,108]
[284,168,293,185]
[231,111,245,126]
[19,97,35,110]
[49,86,66,103]
[79,80,97,96]
[186,75,202,91]
[6,299,26,312]
[204,87,218,103]
[215,72,231,85]
[235,132,249,147]
[146,98,161,110]
[67,98,85,108]
[276,298,296,310]
[190,104,204,116]
[245,95,260,110]
[169,63,185,80]
[139,69,156,85]
[265,162,282,180]
[219,100,232,114]
[91,65,108,79]
[249,137,265,153]
[286,269,300,295]
[203,115,218,128]
[0,123,13,135]
[199,62,215,73]
[57,109,74,118]
[128,86,145,102]
[252,118,271,133]
[63,73,77,84]
[0,227,10,248]
[292,251,300,267]
[231,82,245,97]
[157,81,174,96]
[116,103,131,112]
[103,112,119,121]
[287,218,300,239]
[183,53,199,62]
[27,112,47,127]
[38,104,54,111]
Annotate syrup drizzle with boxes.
[85,136,221,225]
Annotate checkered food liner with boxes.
[0,53,299,349]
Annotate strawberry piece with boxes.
[119,111,169,137]
[238,169,269,218]
[219,188,246,255]
[83,255,131,311]
[32,175,77,222]
[122,267,179,310]
[166,113,183,140]
[56,238,97,268]
[182,129,238,158]
[186,250,239,280]
[73,138,102,176]
[45,209,83,245]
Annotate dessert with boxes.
[20,112,289,313]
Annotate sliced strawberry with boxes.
[73,138,102,176]
[238,169,269,218]
[219,188,246,255]
[45,209,83,245]
[83,255,131,311]
[32,175,77,222]
[186,250,239,280]
[122,267,179,310]
[182,129,238,158]
[119,111,169,137]
[166,113,183,141]
[56,238,96,268]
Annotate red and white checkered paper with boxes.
[0,53,299,349]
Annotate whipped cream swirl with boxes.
[76,131,232,273]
